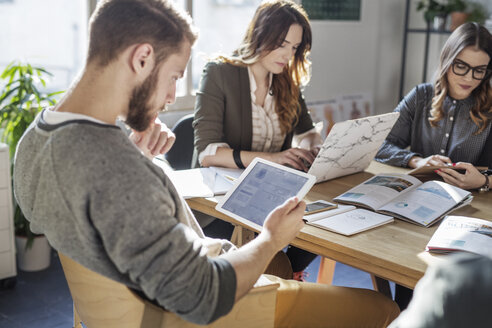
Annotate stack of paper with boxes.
[426,216,492,259]
[305,206,394,236]
[152,158,242,198]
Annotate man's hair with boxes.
[87,0,197,66]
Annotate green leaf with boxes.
[0,61,63,246]
[47,90,64,97]
[26,63,33,75]
[0,88,18,107]
[35,67,52,76]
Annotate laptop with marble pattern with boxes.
[308,112,400,183]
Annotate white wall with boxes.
[294,0,492,116]
[303,0,406,115]
[162,0,492,127]
[162,0,408,128]
[401,0,448,98]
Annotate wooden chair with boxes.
[58,252,279,328]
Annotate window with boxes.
[0,0,267,110]
[169,0,263,110]
[191,0,262,89]
[0,0,88,94]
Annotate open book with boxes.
[426,216,492,259]
[153,157,243,198]
[304,205,394,236]
[333,173,472,227]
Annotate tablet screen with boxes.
[220,161,310,227]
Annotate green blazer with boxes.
[192,61,314,167]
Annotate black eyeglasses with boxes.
[451,59,492,80]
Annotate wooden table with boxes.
[187,162,492,290]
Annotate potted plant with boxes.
[466,2,489,25]
[448,0,469,31]
[416,0,452,30]
[0,62,63,271]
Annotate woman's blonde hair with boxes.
[430,22,492,133]
[219,0,312,134]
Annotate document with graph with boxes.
[304,206,394,236]
[426,215,492,259]
[334,173,472,227]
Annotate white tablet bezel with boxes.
[215,157,316,231]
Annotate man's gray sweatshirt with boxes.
[13,110,236,324]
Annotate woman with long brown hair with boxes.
[193,0,321,172]
[192,0,322,280]
[376,22,492,192]
[376,22,492,310]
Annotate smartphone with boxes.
[304,200,337,215]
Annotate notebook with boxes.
[308,112,400,183]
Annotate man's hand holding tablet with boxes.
[261,197,306,251]
[216,158,315,300]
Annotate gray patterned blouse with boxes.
[376,83,491,167]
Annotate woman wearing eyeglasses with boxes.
[376,22,492,192]
[376,22,492,311]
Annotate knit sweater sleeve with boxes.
[54,127,236,324]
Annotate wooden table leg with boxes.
[371,275,392,298]
[230,225,255,247]
[316,257,336,284]
[73,303,83,328]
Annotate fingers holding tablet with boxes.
[263,197,306,250]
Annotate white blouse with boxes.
[249,67,285,153]
[198,66,314,165]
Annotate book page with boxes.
[378,181,471,226]
[334,173,421,210]
[303,204,356,223]
[210,167,244,181]
[426,216,492,259]
[152,159,239,197]
[308,208,394,236]
[210,167,243,194]
[166,168,215,199]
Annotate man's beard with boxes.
[126,69,160,132]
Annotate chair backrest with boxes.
[58,252,279,328]
[165,114,194,170]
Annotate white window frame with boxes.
[88,0,195,111]
[169,0,195,111]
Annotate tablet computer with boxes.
[216,158,316,231]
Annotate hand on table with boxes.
[408,154,452,168]
[269,148,316,172]
[309,144,321,157]
[435,162,486,190]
